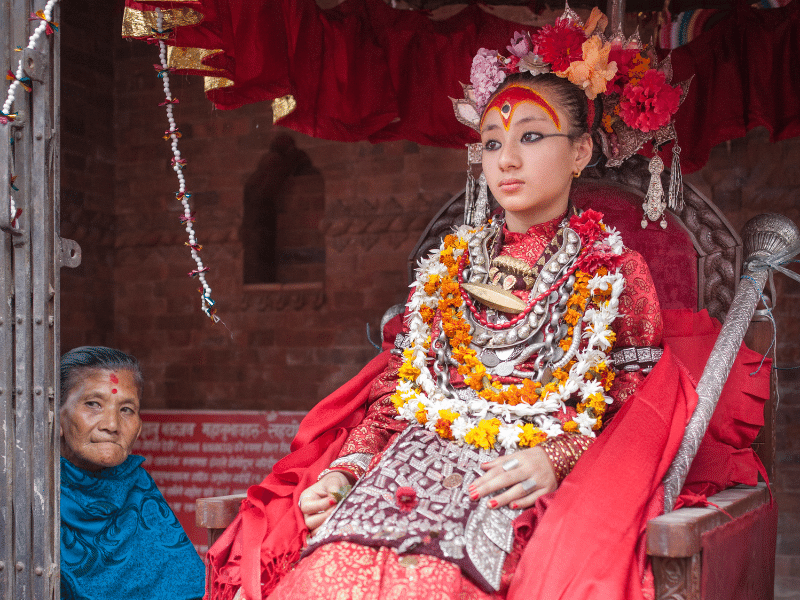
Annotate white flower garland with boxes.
[394,223,626,451]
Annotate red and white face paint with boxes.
[480,84,561,132]
[480,83,592,233]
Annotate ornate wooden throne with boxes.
[198,156,783,600]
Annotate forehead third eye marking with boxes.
[109,373,119,384]
[480,84,561,132]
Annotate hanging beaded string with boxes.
[153,8,219,323]
[1,0,59,227]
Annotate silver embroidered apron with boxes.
[304,426,523,592]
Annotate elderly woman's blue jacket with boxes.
[61,455,205,600]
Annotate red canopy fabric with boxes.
[126,0,800,172]
[123,0,800,171]
[125,0,522,146]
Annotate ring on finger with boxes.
[502,458,520,472]
[521,478,537,492]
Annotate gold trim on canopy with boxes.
[204,76,235,92]
[272,95,297,123]
[121,6,204,38]
[167,46,224,73]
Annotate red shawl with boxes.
[206,309,769,600]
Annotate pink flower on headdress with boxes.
[507,31,533,57]
[470,48,506,109]
[532,21,586,73]
[619,70,681,133]
[506,31,550,77]
[559,37,617,100]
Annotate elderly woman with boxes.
[59,346,205,600]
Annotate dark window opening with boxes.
[242,134,325,284]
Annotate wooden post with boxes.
[0,1,71,597]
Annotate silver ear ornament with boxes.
[668,143,684,214]
[642,153,667,229]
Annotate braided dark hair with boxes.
[60,346,143,406]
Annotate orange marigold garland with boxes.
[392,219,626,451]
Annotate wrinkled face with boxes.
[60,369,142,471]
[480,84,592,233]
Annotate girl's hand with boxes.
[298,471,350,534]
[469,446,557,510]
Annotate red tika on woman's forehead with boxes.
[480,84,561,132]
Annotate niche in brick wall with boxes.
[242,134,325,285]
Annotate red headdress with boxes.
[452,4,691,228]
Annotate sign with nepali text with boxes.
[132,410,306,555]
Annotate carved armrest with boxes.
[646,483,769,558]
[196,494,247,546]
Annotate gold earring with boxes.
[573,169,581,178]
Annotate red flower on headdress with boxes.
[396,486,418,512]
[606,46,641,95]
[532,21,587,73]
[619,70,681,133]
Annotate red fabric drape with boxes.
[127,0,800,172]
[507,343,696,600]
[206,350,391,600]
[700,501,778,599]
[669,0,800,172]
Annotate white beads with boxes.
[154,9,217,320]
[3,0,60,227]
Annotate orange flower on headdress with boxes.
[582,8,608,36]
[558,37,617,100]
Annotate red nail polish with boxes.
[489,499,497,508]
[510,502,518,509]
[470,492,479,501]
[468,484,476,492]
[329,498,337,506]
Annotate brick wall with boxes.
[59,0,117,349]
[110,32,458,410]
[58,2,799,590]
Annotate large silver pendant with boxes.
[642,153,668,229]
[464,227,581,351]
[459,226,581,381]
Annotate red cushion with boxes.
[662,309,770,498]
